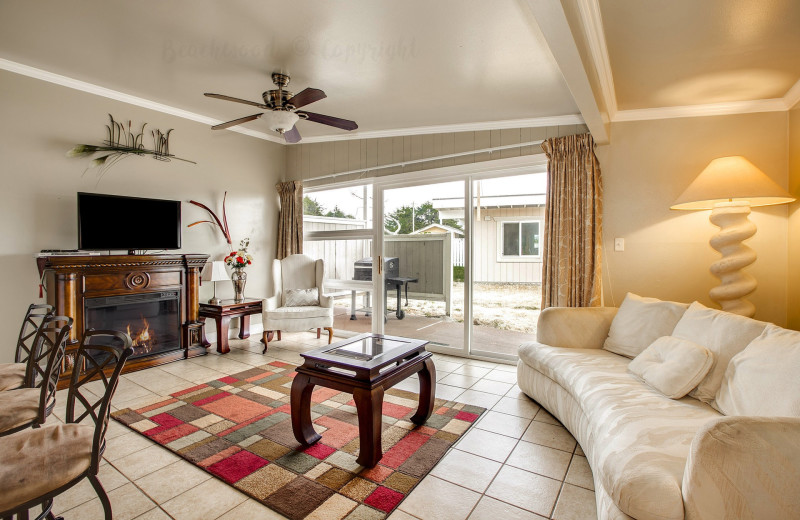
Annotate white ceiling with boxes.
[0,0,581,142]
[598,0,800,112]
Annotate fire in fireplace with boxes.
[85,291,180,359]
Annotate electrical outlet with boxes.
[614,238,625,252]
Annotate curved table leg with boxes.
[353,385,385,467]
[411,357,436,425]
[291,373,321,446]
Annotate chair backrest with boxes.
[274,254,324,306]
[15,303,54,364]
[32,316,73,425]
[66,329,133,473]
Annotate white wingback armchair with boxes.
[262,254,334,353]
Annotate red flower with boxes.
[247,260,251,264]
[236,256,244,264]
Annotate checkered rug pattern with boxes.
[112,361,485,520]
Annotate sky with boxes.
[306,173,547,221]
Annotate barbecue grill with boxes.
[353,257,398,281]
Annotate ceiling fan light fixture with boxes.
[265,111,300,133]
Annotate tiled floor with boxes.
[45,331,595,520]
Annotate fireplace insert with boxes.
[84,291,181,359]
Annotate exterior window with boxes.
[501,221,541,258]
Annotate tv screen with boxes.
[78,192,181,251]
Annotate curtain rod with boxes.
[303,139,546,183]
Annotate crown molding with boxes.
[613,97,789,122]
[295,114,586,144]
[576,0,618,117]
[0,58,284,144]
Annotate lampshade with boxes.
[202,260,230,282]
[671,156,795,210]
[265,111,300,133]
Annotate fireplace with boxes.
[85,291,181,359]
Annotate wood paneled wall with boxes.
[285,125,588,187]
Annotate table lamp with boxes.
[202,260,230,305]
[671,156,795,317]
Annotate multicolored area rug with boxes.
[113,361,485,520]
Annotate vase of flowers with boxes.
[224,238,253,302]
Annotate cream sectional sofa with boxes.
[517,297,800,520]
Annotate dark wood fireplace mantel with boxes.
[37,253,209,388]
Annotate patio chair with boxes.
[262,254,334,353]
[0,315,72,437]
[0,303,54,391]
[0,329,133,520]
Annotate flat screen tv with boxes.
[78,192,181,251]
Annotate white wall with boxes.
[0,71,284,362]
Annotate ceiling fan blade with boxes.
[285,88,327,109]
[298,111,358,131]
[204,93,267,109]
[211,113,263,130]
[284,125,301,144]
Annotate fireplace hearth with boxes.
[85,291,180,359]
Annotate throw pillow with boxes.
[628,336,714,399]
[284,288,319,307]
[603,293,689,358]
[715,324,800,417]
[671,301,767,406]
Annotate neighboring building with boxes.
[410,223,464,237]
[433,193,545,284]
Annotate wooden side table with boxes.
[198,298,263,354]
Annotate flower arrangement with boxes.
[224,238,253,269]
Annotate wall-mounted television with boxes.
[78,192,182,251]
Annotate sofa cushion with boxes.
[519,342,720,520]
[603,293,689,358]
[715,324,800,417]
[628,336,714,399]
[671,302,767,406]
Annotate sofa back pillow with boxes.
[715,325,800,417]
[628,336,714,399]
[671,301,767,405]
[603,293,689,358]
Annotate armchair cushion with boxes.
[285,288,319,307]
[0,423,93,512]
[0,363,26,391]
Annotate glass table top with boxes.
[323,335,411,362]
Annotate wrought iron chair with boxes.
[0,303,54,391]
[0,316,72,437]
[0,329,133,520]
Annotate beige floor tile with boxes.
[439,373,480,389]
[452,389,502,409]
[506,441,572,480]
[469,379,514,396]
[433,359,465,373]
[564,455,594,490]
[399,476,481,520]
[134,460,212,503]
[134,508,173,520]
[112,444,181,480]
[430,449,502,492]
[115,393,172,412]
[575,444,585,457]
[53,464,129,514]
[451,365,492,377]
[492,363,518,373]
[107,417,134,439]
[491,396,540,419]
[486,466,561,518]
[462,359,502,368]
[522,421,577,453]
[504,385,530,400]
[468,496,547,520]
[481,369,518,384]
[388,510,421,519]
[436,383,468,401]
[61,482,156,520]
[216,498,289,519]
[552,483,597,520]
[162,475,248,520]
[104,431,157,461]
[533,408,561,425]
[476,411,532,439]
[454,428,518,462]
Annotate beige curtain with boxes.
[276,180,303,260]
[541,133,603,308]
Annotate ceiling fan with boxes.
[204,72,358,143]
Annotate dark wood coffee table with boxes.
[291,333,435,467]
[198,298,262,354]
